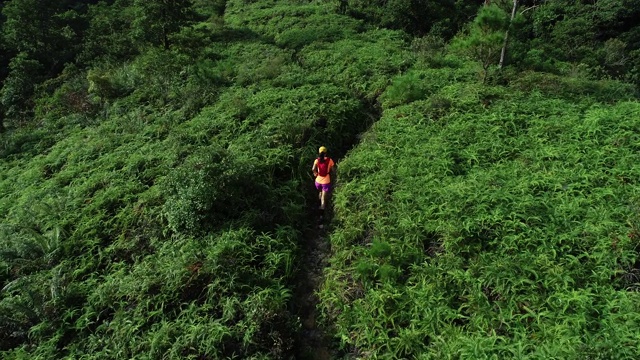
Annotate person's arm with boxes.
[312,161,318,177]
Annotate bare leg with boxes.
[320,190,327,210]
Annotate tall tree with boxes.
[451,4,509,81]
[341,0,483,38]
[2,0,56,59]
[131,0,195,49]
[0,52,42,120]
[1,0,85,68]
[0,4,8,131]
[80,0,138,63]
[498,0,518,68]
[1,0,79,121]
[1,1,94,122]
[508,0,640,82]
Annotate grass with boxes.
[2,0,640,358]
[320,73,640,358]
[0,1,410,358]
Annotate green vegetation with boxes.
[1,0,639,358]
[322,74,640,358]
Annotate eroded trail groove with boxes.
[292,212,333,359]
[290,99,381,359]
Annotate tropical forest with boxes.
[1,0,640,359]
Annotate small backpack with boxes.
[317,157,331,176]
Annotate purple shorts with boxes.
[315,181,331,192]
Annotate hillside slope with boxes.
[321,69,640,358]
[1,0,640,359]
[0,1,407,358]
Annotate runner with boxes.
[312,146,335,211]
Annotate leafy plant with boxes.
[450,5,510,82]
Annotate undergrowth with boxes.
[320,69,640,358]
[2,0,640,359]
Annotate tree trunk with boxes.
[338,0,347,14]
[162,6,170,50]
[499,0,518,69]
[163,28,170,50]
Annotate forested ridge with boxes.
[1,0,640,359]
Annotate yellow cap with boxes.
[318,146,327,154]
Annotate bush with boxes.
[511,71,637,103]
[162,147,258,234]
[380,71,430,108]
[87,64,138,102]
[0,53,43,122]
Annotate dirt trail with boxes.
[291,98,381,358]
[292,208,334,359]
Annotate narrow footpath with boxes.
[292,208,334,359]
[291,99,381,359]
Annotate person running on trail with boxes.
[312,146,335,210]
